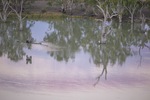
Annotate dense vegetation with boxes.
[49,0,150,21]
[0,0,150,30]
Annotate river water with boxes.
[0,18,150,100]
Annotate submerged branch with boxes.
[138,46,142,67]
[93,66,107,86]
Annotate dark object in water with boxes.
[26,55,32,64]
[26,40,32,43]
[26,39,42,45]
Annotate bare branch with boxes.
[144,44,150,50]
[8,3,19,17]
[93,66,107,86]
[110,13,118,19]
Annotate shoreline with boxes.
[1,0,150,23]
[7,12,150,23]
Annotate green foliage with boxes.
[85,0,97,5]
[123,0,139,6]
[47,0,63,6]
[9,0,35,6]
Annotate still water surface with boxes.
[0,18,150,100]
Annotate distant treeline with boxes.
[0,0,150,23]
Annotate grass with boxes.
[6,12,67,21]
[25,12,67,19]
[7,11,93,21]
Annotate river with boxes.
[0,18,150,100]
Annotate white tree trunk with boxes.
[19,17,23,30]
[9,0,25,30]
[0,13,7,22]
[125,3,138,24]
[118,14,122,23]
[68,0,74,14]
[97,1,117,22]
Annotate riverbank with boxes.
[23,0,150,22]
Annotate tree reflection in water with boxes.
[0,18,150,86]
[43,18,150,85]
[0,20,34,62]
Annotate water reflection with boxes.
[0,18,150,87]
[26,55,32,64]
[43,18,150,85]
[0,20,34,61]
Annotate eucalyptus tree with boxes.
[8,0,25,30]
[66,0,75,14]
[96,0,116,43]
[138,0,147,15]
[83,0,97,16]
[48,0,75,14]
[44,18,82,62]
[0,20,33,61]
[124,0,139,23]
[96,0,118,22]
[138,0,150,24]
[8,0,34,30]
[108,0,125,23]
[0,0,11,22]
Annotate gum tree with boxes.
[138,0,150,23]
[109,0,125,23]
[48,0,75,14]
[8,0,25,30]
[96,0,118,22]
[8,0,34,30]
[0,0,11,22]
[124,0,139,23]
[84,0,97,16]
[96,0,117,41]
